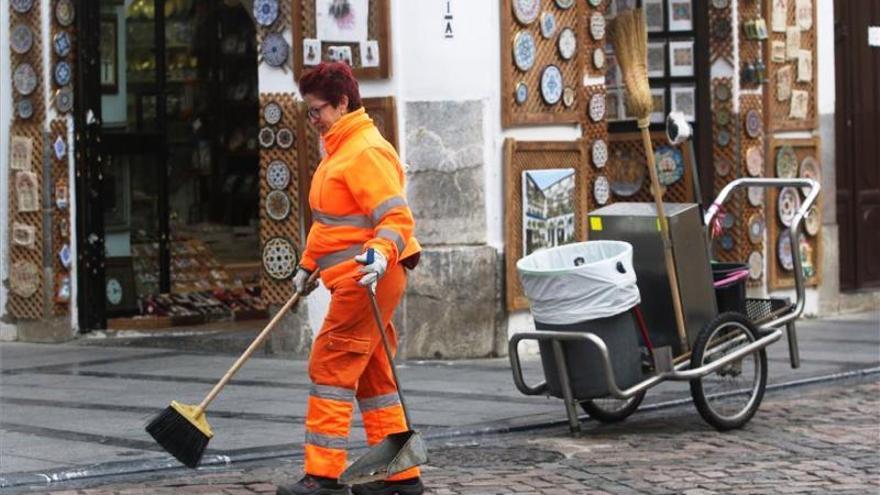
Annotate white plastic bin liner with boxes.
[516,241,641,325]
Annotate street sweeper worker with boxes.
[276,62,423,495]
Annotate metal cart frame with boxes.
[509,178,821,435]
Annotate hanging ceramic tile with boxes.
[746,146,764,177]
[655,146,684,186]
[590,12,606,40]
[748,186,764,207]
[55,182,70,209]
[592,139,608,168]
[540,12,557,39]
[59,244,72,269]
[263,102,283,125]
[266,160,291,190]
[15,171,40,213]
[593,175,610,205]
[262,237,298,280]
[54,136,67,160]
[799,236,815,278]
[557,27,577,60]
[748,213,765,244]
[13,63,38,97]
[513,31,536,72]
[588,92,605,121]
[748,251,763,280]
[11,136,33,171]
[795,0,812,30]
[276,128,294,149]
[265,190,291,221]
[804,204,821,237]
[54,31,72,58]
[11,223,36,250]
[513,0,540,25]
[259,127,276,148]
[514,82,529,105]
[562,87,575,108]
[10,261,40,298]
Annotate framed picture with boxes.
[667,0,693,31]
[771,41,786,63]
[789,90,809,120]
[105,257,138,316]
[797,50,812,82]
[360,40,380,68]
[644,0,664,33]
[327,45,353,66]
[668,40,695,76]
[670,85,696,121]
[650,88,666,123]
[303,38,321,66]
[647,41,666,77]
[100,15,119,94]
[316,0,369,42]
[504,139,587,310]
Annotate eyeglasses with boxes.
[307,102,331,120]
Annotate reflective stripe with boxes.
[371,196,407,225]
[377,229,406,255]
[358,392,401,412]
[310,384,356,402]
[305,431,349,450]
[316,244,364,270]
[312,209,372,229]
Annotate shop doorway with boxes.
[834,0,880,290]
[76,0,265,330]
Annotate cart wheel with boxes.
[689,312,767,431]
[580,390,645,423]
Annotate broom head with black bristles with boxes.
[146,400,213,468]
[609,8,653,128]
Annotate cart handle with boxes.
[704,178,820,330]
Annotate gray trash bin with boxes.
[517,241,645,400]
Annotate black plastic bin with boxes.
[711,262,748,315]
[536,309,644,400]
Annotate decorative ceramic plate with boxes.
[589,92,605,121]
[716,108,730,126]
[55,0,75,27]
[588,0,602,6]
[262,32,289,67]
[540,12,557,39]
[745,109,763,138]
[265,190,291,221]
[715,82,731,102]
[11,0,34,14]
[262,237,297,280]
[748,186,764,206]
[514,81,528,104]
[54,136,67,160]
[775,145,798,178]
[715,158,732,177]
[10,260,39,298]
[253,0,279,27]
[55,87,74,113]
[592,139,608,168]
[17,99,34,120]
[267,160,290,190]
[13,63,37,96]
[804,204,821,236]
[590,12,606,40]
[54,31,72,58]
[799,156,820,195]
[555,0,575,9]
[513,31,536,72]
[748,212,765,244]
[512,0,540,25]
[259,127,275,148]
[746,146,764,177]
[558,27,577,60]
[748,251,763,280]
[721,210,736,230]
[713,0,730,9]
[778,229,794,271]
[594,175,610,205]
[276,127,294,149]
[777,186,801,227]
[562,87,575,108]
[610,153,646,197]
[263,102,283,125]
[55,61,72,86]
[720,233,735,251]
[799,236,815,278]
[593,47,605,69]
[11,24,33,55]
[540,65,563,105]
[655,147,684,186]
[716,129,731,147]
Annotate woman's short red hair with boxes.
[298,62,362,111]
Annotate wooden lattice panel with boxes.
[7,124,45,320]
[501,0,584,127]
[709,1,734,65]
[582,85,609,222]
[766,137,822,290]
[293,0,391,80]
[582,1,609,80]
[738,0,764,91]
[259,94,303,305]
[10,0,46,122]
[710,77,747,264]
[605,132,695,207]
[739,95,765,287]
[504,139,587,310]
[764,0,817,131]
[50,120,71,315]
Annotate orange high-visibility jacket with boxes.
[300,108,420,288]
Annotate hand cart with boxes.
[509,177,820,435]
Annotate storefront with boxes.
[1,0,877,352]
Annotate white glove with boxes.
[292,267,317,295]
[354,248,387,287]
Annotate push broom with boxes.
[146,271,319,468]
[609,8,689,354]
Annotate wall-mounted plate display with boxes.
[558,27,576,60]
[746,146,764,177]
[588,92,605,121]
[748,186,764,206]
[715,158,731,177]
[263,102,283,125]
[259,127,275,148]
[514,81,529,105]
[655,147,684,186]
[748,251,763,280]
[804,204,821,237]
[276,128,294,149]
[540,12,557,39]
[54,61,72,86]
[265,190,291,221]
[775,145,798,178]
[594,175,610,205]
[13,64,37,97]
[540,65,563,105]
[799,156,820,195]
[593,47,605,69]
[266,160,291,190]
[513,0,541,25]
[748,212,765,244]
[745,109,763,138]
[55,0,75,27]
[53,31,72,58]
[778,229,794,271]
[590,12,606,40]
[592,139,608,168]
[253,0,279,27]
[513,31,537,72]
[11,24,34,55]
[262,237,297,280]
[11,0,35,14]
[17,99,34,120]
[777,186,801,227]
[55,87,74,113]
[262,32,289,67]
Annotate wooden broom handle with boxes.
[639,123,689,353]
[197,271,320,412]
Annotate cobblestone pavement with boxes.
[11,379,880,495]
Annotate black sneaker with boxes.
[277,475,351,495]
[351,477,424,495]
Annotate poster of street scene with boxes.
[522,168,576,257]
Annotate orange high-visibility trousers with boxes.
[304,263,419,481]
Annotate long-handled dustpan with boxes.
[339,280,428,484]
